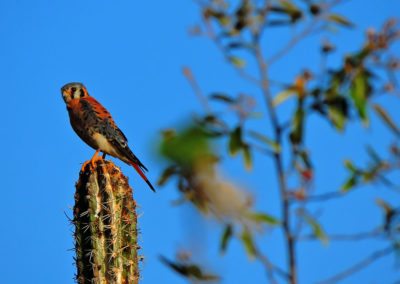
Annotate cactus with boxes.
[73,159,139,284]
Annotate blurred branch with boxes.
[299,227,383,242]
[183,66,212,112]
[201,16,261,85]
[303,191,347,203]
[254,247,289,284]
[252,22,297,284]
[315,245,395,284]
[179,2,400,284]
[199,6,289,88]
[267,0,343,65]
[248,142,275,157]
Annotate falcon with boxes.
[61,82,155,192]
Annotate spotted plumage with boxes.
[61,82,155,192]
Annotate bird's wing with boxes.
[80,97,148,172]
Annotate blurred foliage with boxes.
[342,144,400,192]
[298,209,329,245]
[158,125,279,260]
[160,255,220,282]
[160,127,215,169]
[157,0,400,282]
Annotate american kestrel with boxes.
[61,82,155,192]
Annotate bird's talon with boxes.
[90,155,103,168]
[80,150,103,172]
[80,161,91,172]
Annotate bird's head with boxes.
[61,82,89,103]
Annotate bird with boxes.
[61,82,155,192]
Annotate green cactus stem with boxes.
[73,159,139,284]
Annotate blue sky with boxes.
[0,0,399,283]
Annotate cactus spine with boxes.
[73,160,139,284]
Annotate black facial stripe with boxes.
[80,88,85,98]
[70,87,77,98]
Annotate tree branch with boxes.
[315,245,395,284]
[253,29,297,284]
[254,247,289,284]
[267,0,343,66]
[303,191,348,203]
[299,227,383,242]
[182,66,212,113]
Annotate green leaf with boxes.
[280,0,299,12]
[204,9,230,27]
[302,213,329,244]
[273,89,296,107]
[247,212,280,225]
[328,14,354,28]
[234,0,252,31]
[157,166,178,186]
[350,71,369,124]
[159,256,220,281]
[373,104,400,136]
[249,131,281,153]
[228,56,246,68]
[160,126,213,167]
[279,0,302,22]
[210,93,236,104]
[325,96,349,130]
[341,174,358,192]
[344,159,357,173]
[229,127,243,156]
[241,229,256,258]
[362,166,379,183]
[289,105,305,145]
[242,144,252,170]
[220,224,233,253]
[217,15,230,27]
[229,127,252,170]
[328,105,346,130]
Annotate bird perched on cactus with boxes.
[61,82,155,192]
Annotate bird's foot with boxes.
[80,150,103,172]
[90,154,103,168]
[80,160,91,172]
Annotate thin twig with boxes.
[182,66,212,113]
[200,10,289,88]
[255,249,289,284]
[248,142,275,157]
[267,0,343,66]
[202,18,262,86]
[299,227,383,242]
[315,246,395,284]
[303,191,348,203]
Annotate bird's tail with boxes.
[129,161,156,192]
